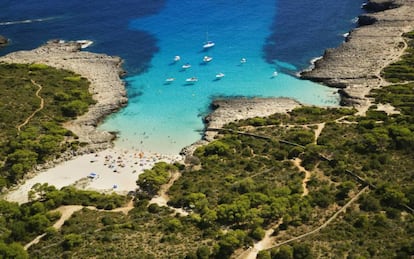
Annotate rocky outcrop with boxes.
[180,98,301,157]
[0,40,128,150]
[301,0,414,108]
[363,0,400,12]
[0,35,8,47]
[204,98,301,134]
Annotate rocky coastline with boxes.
[301,0,414,109]
[0,40,128,151]
[182,0,414,157]
[2,0,412,163]
[180,97,301,157]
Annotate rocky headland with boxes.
[0,40,127,150]
[301,0,414,109]
[180,98,301,157]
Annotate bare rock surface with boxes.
[0,40,127,150]
[204,98,301,133]
[180,98,301,157]
[301,0,414,109]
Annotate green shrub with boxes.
[62,234,83,250]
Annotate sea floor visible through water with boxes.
[99,0,364,154]
[0,0,365,155]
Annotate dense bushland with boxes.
[0,63,95,188]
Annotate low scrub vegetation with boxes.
[0,63,95,188]
[2,32,414,258]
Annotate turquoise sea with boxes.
[0,0,365,154]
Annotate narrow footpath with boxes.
[149,170,189,216]
[292,158,311,197]
[16,79,45,132]
[237,186,369,258]
[24,199,134,250]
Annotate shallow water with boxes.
[0,0,365,154]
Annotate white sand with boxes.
[4,148,182,204]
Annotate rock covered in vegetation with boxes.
[204,98,301,134]
[0,40,127,150]
[301,0,414,107]
[0,35,8,46]
[180,98,300,157]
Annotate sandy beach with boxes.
[4,148,182,204]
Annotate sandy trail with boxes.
[17,79,45,132]
[149,170,188,216]
[271,186,369,248]
[24,199,134,250]
[236,186,369,258]
[292,158,311,197]
[238,220,283,259]
[313,122,325,144]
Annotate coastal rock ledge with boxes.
[0,40,128,150]
[180,98,301,157]
[301,0,414,108]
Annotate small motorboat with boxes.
[215,72,225,79]
[76,40,93,49]
[203,56,213,62]
[165,78,175,83]
[240,58,247,64]
[182,63,191,69]
[272,71,278,77]
[174,55,181,62]
[186,77,198,83]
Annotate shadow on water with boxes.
[263,0,365,71]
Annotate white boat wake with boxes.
[0,16,57,26]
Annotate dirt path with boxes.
[149,171,188,216]
[111,199,134,215]
[235,186,368,258]
[313,123,325,144]
[271,186,369,249]
[24,200,134,250]
[237,220,283,259]
[292,158,311,197]
[16,79,45,132]
[24,205,83,250]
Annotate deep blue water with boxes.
[0,0,365,154]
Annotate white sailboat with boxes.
[203,32,215,49]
